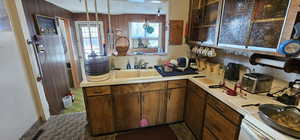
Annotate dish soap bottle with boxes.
[126,60,131,69]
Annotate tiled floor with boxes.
[22,112,195,140]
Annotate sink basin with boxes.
[114,69,160,79]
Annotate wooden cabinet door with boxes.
[142,90,166,126]
[185,88,206,139]
[188,0,223,46]
[86,95,114,135]
[204,105,239,140]
[166,88,186,123]
[202,127,217,140]
[114,92,141,131]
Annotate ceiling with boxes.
[46,0,168,15]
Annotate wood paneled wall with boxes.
[22,0,76,115]
[72,13,166,51]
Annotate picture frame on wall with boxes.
[0,0,12,32]
[34,15,58,35]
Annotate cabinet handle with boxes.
[93,91,102,94]
[210,123,222,133]
[215,106,225,114]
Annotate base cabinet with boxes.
[86,95,114,135]
[203,95,243,140]
[83,79,242,138]
[185,82,207,139]
[204,105,238,140]
[202,127,217,140]
[114,92,141,131]
[166,87,186,123]
[142,90,166,126]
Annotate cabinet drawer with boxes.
[112,84,142,94]
[142,81,167,92]
[85,86,111,96]
[205,105,239,140]
[202,127,217,140]
[168,80,187,89]
[207,95,242,125]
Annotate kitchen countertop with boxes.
[80,70,298,140]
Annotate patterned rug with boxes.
[22,113,195,140]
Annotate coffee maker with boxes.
[224,63,240,82]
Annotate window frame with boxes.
[128,22,163,53]
[75,21,105,59]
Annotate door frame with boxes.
[56,17,81,88]
[74,21,105,79]
[5,0,50,120]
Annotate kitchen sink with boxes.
[114,69,160,79]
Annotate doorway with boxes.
[21,0,84,115]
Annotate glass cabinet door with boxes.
[218,0,255,48]
[189,0,204,42]
[189,0,222,46]
[200,0,221,46]
[248,0,290,49]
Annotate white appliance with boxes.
[239,119,274,140]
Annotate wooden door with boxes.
[87,95,114,135]
[142,90,166,126]
[114,92,141,130]
[166,88,186,123]
[21,0,72,115]
[38,35,70,115]
[185,88,206,139]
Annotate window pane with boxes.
[148,40,159,48]
[129,22,162,53]
[131,22,145,38]
[80,25,102,57]
[146,23,160,38]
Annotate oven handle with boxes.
[239,120,273,140]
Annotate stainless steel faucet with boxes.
[134,58,148,69]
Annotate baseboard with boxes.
[19,118,45,140]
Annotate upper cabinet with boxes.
[218,0,255,48]
[188,0,300,54]
[219,0,290,50]
[247,0,290,50]
[189,0,223,46]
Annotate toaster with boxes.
[241,73,274,94]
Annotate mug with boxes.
[197,47,204,55]
[206,48,217,57]
[202,48,209,56]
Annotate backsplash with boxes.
[211,49,300,82]
[111,45,190,69]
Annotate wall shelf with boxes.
[252,17,285,23]
[206,0,219,6]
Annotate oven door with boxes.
[239,119,274,140]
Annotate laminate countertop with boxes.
[81,70,298,140]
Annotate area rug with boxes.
[116,126,178,140]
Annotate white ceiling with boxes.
[46,0,168,15]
